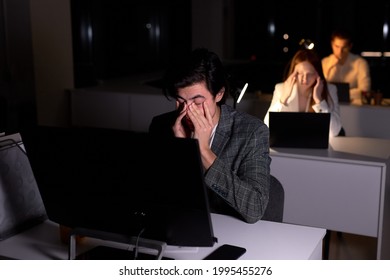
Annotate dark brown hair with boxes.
[331,29,353,45]
[162,48,228,105]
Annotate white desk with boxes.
[70,78,390,140]
[0,214,325,260]
[270,137,390,259]
[340,103,390,139]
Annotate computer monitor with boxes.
[331,82,350,103]
[21,126,216,256]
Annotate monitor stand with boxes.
[68,227,167,260]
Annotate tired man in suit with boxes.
[149,48,271,223]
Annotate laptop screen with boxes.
[269,112,331,149]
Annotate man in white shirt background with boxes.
[322,29,371,105]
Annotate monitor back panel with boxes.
[269,112,330,149]
[332,82,350,103]
[21,126,215,247]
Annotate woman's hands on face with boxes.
[313,75,324,103]
[281,70,297,104]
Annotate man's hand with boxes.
[187,102,214,149]
[187,102,217,170]
[172,102,192,138]
[328,54,340,68]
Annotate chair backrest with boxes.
[262,175,284,222]
[0,134,47,240]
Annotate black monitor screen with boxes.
[21,126,215,247]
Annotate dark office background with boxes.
[70,0,390,93]
[70,0,192,88]
[1,0,390,132]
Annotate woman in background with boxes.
[264,49,343,137]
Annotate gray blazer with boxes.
[206,104,270,223]
[149,104,271,223]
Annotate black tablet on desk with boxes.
[269,112,330,149]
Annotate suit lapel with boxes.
[211,105,232,155]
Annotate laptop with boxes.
[268,112,331,149]
[331,82,350,103]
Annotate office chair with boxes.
[0,135,47,241]
[262,175,284,223]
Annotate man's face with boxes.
[331,37,351,61]
[175,82,221,131]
